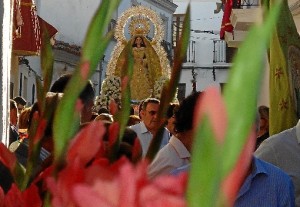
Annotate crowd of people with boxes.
[3,73,300,206]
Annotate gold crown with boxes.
[129,16,150,37]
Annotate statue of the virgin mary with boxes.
[97,6,171,109]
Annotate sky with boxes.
[173,0,224,40]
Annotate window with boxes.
[177,83,186,102]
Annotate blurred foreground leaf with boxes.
[187,3,281,207]
[145,5,191,161]
[53,0,121,164]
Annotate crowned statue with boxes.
[96,6,172,109]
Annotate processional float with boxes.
[96,6,173,109]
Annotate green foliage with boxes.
[187,2,281,207]
[145,5,191,161]
[53,0,121,165]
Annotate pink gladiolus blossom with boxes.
[221,128,256,206]
[80,61,90,81]
[194,86,227,144]
[121,76,129,91]
[75,99,84,113]
[66,121,106,166]
[108,122,119,148]
[32,118,47,144]
[109,99,119,115]
[70,159,187,207]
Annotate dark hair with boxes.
[166,103,179,119]
[141,98,160,110]
[50,73,95,105]
[174,92,201,133]
[118,127,142,162]
[10,100,17,110]
[258,105,269,120]
[13,96,27,106]
[138,100,145,119]
[132,36,146,47]
[127,115,141,126]
[98,107,110,115]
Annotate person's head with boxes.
[127,115,141,126]
[95,123,142,163]
[97,107,110,115]
[13,96,27,114]
[174,92,202,151]
[258,105,269,132]
[94,113,114,123]
[18,107,31,129]
[50,73,95,123]
[140,98,160,133]
[10,100,18,126]
[118,127,142,163]
[132,36,146,48]
[165,103,179,135]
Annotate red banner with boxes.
[220,0,234,39]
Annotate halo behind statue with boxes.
[97,6,172,109]
[106,6,171,77]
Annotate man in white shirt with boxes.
[148,92,201,179]
[130,98,169,157]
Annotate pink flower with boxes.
[66,121,106,166]
[70,159,187,207]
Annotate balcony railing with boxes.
[184,40,196,63]
[213,40,227,63]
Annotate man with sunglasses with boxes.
[130,98,170,157]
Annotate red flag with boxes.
[220,0,234,39]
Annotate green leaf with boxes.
[222,2,281,176]
[53,0,121,164]
[187,3,281,207]
[145,5,191,161]
[40,28,54,93]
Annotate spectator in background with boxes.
[9,100,19,145]
[50,73,95,124]
[130,98,169,157]
[256,105,269,149]
[255,118,300,206]
[148,92,200,179]
[13,96,27,115]
[165,103,179,137]
[97,107,110,115]
[171,105,295,206]
[10,92,63,175]
[94,113,114,123]
[127,115,141,126]
[18,107,32,139]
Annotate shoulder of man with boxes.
[254,127,295,164]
